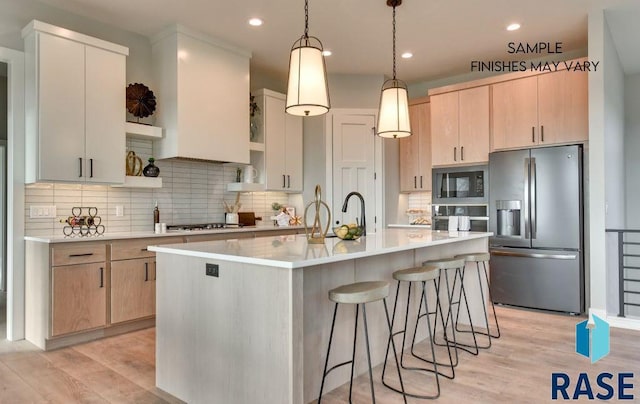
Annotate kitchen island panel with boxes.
[153,230,491,403]
[156,253,303,404]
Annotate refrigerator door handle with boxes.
[490,250,577,260]
[531,157,537,239]
[524,158,530,239]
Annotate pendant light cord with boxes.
[392,5,397,80]
[304,0,309,39]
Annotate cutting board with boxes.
[238,212,257,226]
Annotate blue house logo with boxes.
[575,314,610,363]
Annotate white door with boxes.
[331,113,377,234]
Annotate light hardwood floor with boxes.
[0,306,638,403]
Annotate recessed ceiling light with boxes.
[248,18,263,26]
[507,23,521,31]
[322,50,332,56]
[401,52,413,59]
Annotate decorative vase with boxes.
[303,185,331,244]
[143,158,160,177]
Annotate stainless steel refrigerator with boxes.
[488,144,584,314]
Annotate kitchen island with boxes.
[149,229,491,404]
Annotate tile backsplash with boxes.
[25,139,294,236]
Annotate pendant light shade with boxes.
[286,0,330,116]
[377,0,411,138]
[377,78,411,138]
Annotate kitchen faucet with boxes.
[341,191,366,236]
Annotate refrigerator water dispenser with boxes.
[496,200,521,237]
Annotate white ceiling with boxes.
[22,0,640,82]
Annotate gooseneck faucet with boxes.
[341,191,366,236]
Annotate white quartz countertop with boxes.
[24,225,304,243]
[149,229,492,269]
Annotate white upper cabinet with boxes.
[23,21,127,184]
[257,90,303,192]
[152,27,251,164]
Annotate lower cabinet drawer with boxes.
[51,242,106,266]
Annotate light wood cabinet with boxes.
[400,99,431,192]
[431,86,489,166]
[491,69,588,150]
[52,262,107,337]
[111,258,156,323]
[258,89,304,192]
[49,242,108,337]
[23,21,127,184]
[109,236,182,323]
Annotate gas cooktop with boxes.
[166,223,241,231]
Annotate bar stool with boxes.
[381,265,457,399]
[423,257,480,356]
[318,281,407,404]
[453,252,501,349]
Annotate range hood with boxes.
[151,25,251,164]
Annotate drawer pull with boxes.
[145,262,149,281]
[140,248,148,252]
[69,253,94,257]
[99,267,104,288]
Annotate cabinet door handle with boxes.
[79,157,83,177]
[145,262,149,282]
[69,253,93,257]
[89,158,93,178]
[99,267,104,288]
[541,125,544,142]
[282,174,286,188]
[153,261,156,280]
[140,248,148,252]
[287,175,291,188]
[532,126,535,143]
[454,147,457,162]
[414,176,417,188]
[420,176,423,188]
[461,146,464,161]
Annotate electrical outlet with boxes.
[115,205,124,217]
[205,263,219,277]
[29,205,57,219]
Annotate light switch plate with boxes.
[115,205,124,217]
[30,205,57,219]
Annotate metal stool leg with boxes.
[408,280,456,379]
[452,266,480,355]
[433,268,461,361]
[349,305,359,402]
[361,304,376,403]
[482,261,501,338]
[382,280,443,399]
[453,260,501,347]
[382,298,407,403]
[318,303,339,403]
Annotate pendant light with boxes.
[285,0,330,116]
[377,0,411,138]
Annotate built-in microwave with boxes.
[432,165,488,204]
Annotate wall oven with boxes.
[432,165,488,205]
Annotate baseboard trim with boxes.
[606,315,640,331]
[44,317,155,350]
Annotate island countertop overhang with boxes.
[148,229,493,269]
